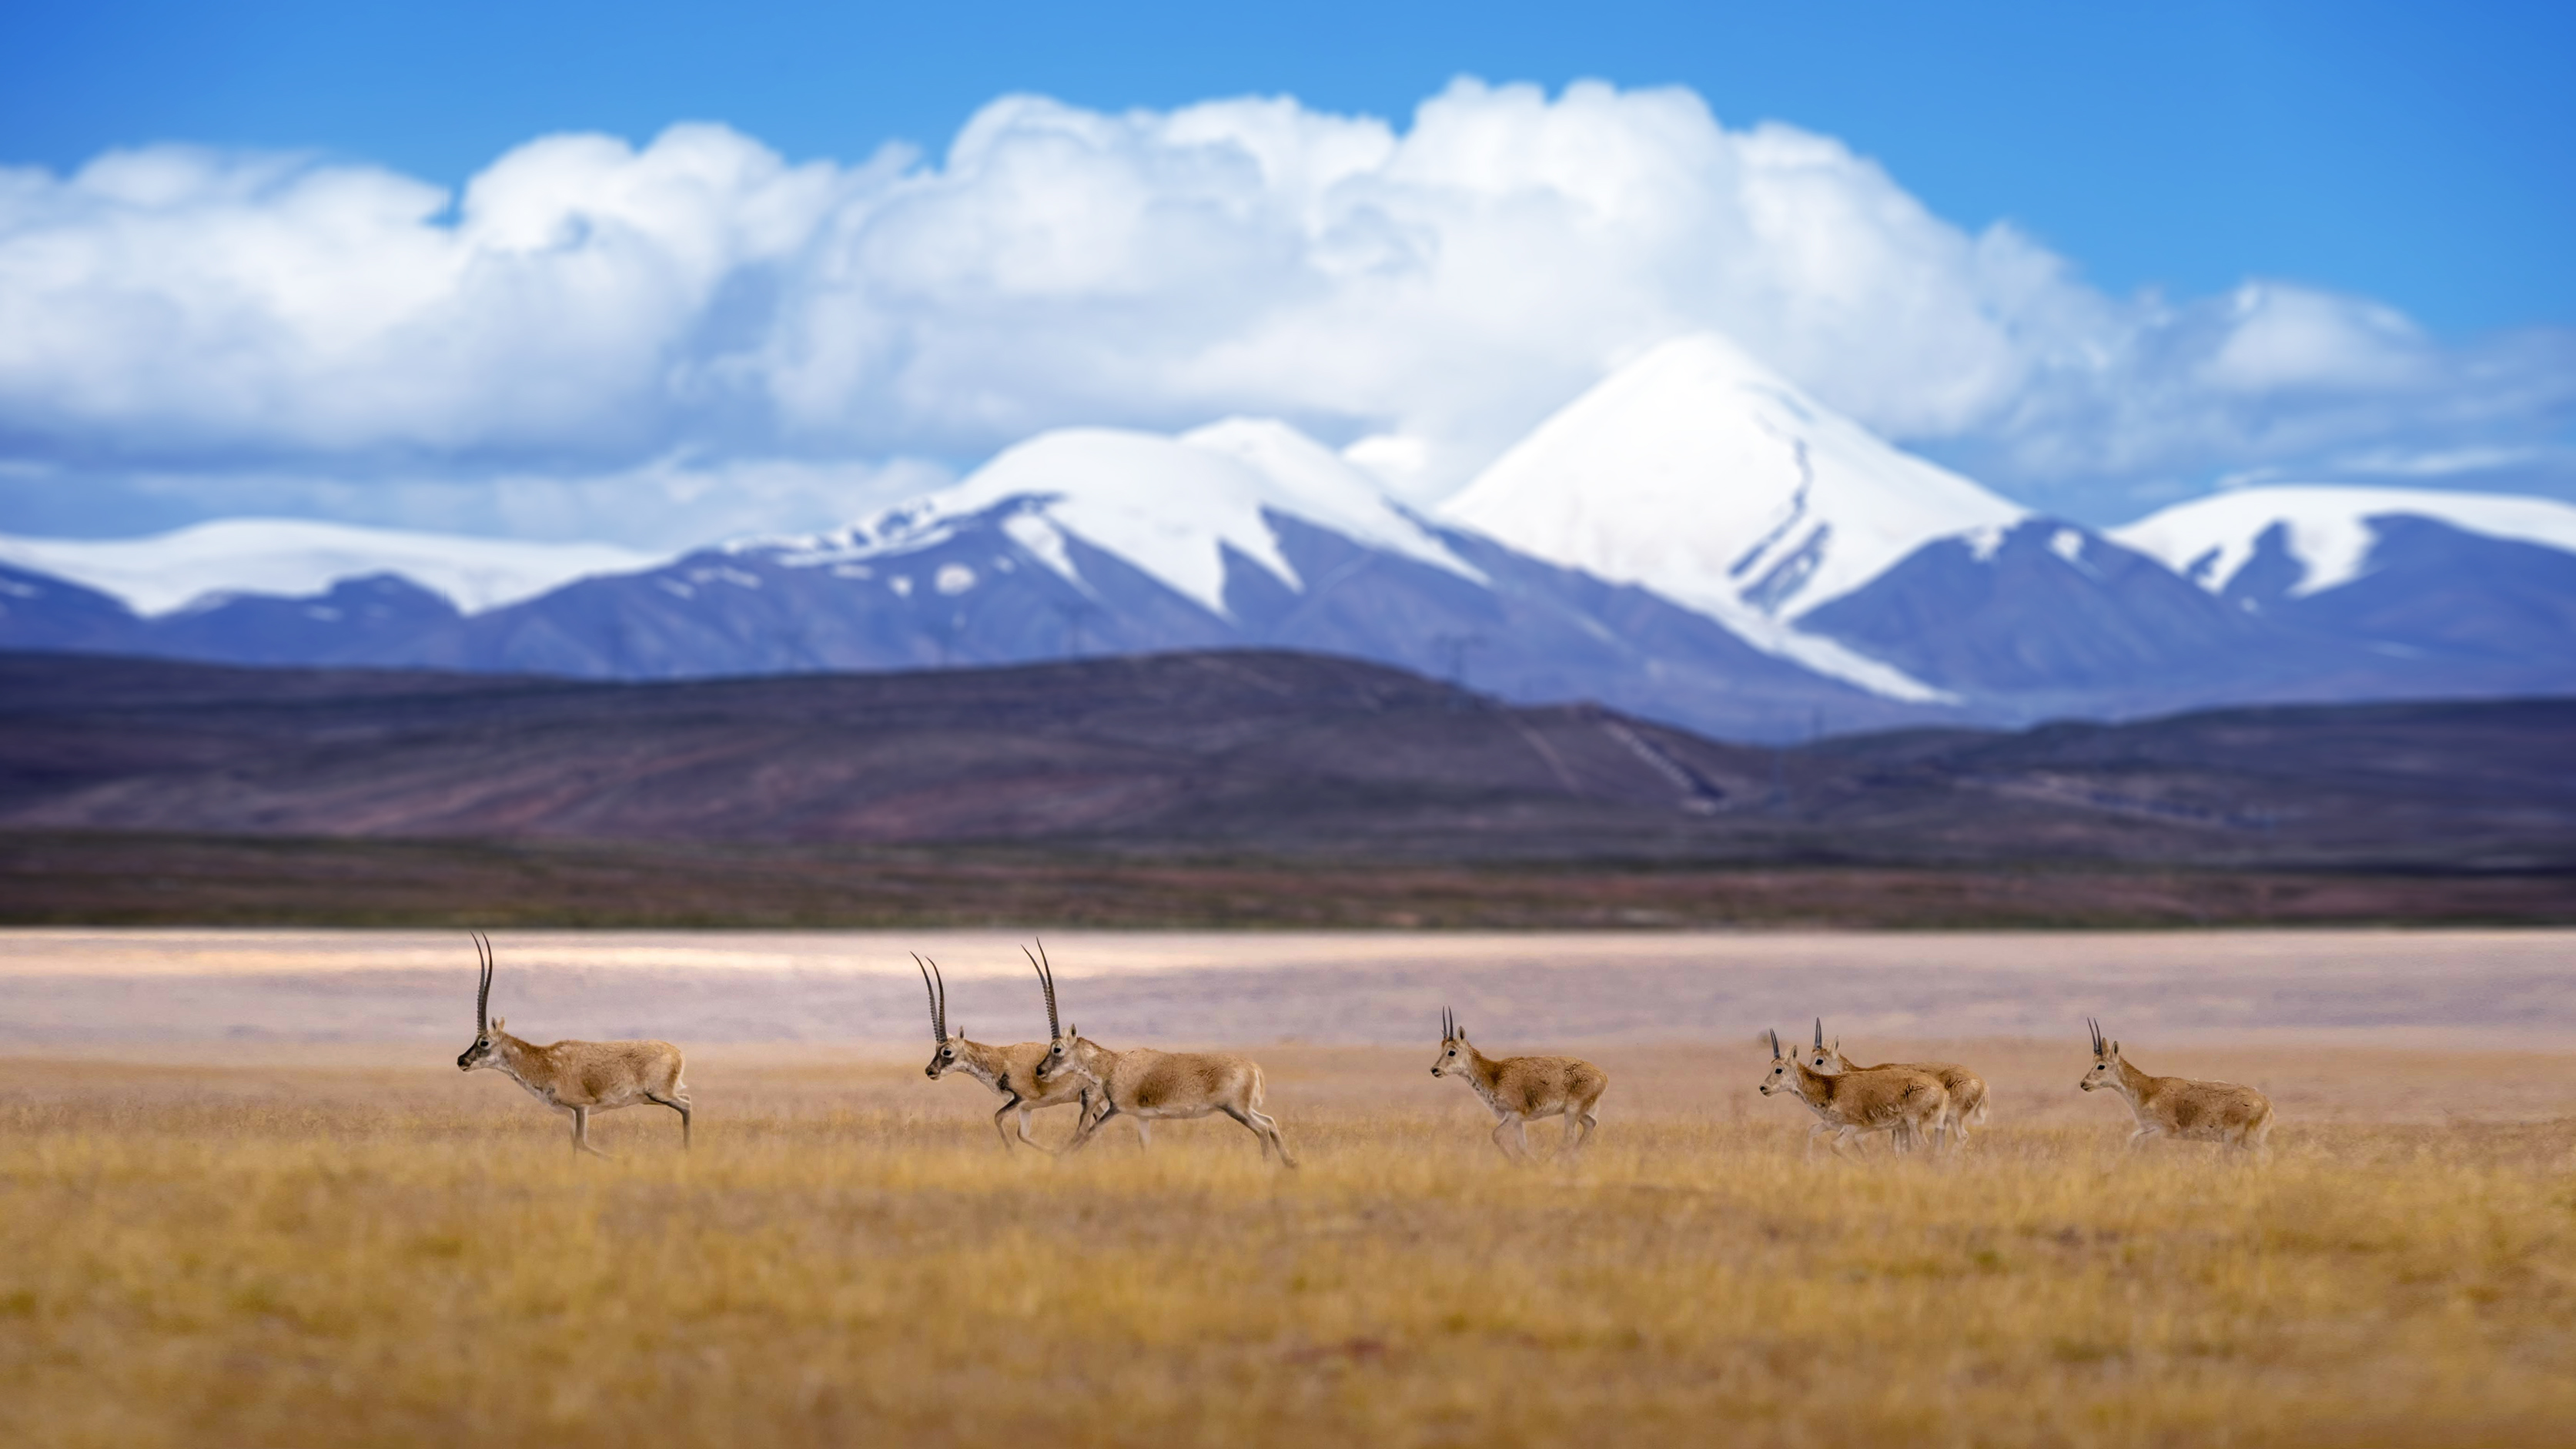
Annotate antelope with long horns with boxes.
[1032,955,1296,1166]
[1803,1019,1990,1149]
[1758,1028,1947,1162]
[2080,1019,2274,1156]
[917,945,1100,1153]
[454,932,691,1156]
[1428,1009,1608,1163]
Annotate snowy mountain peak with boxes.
[0,517,661,616]
[1434,331,2024,700]
[1440,333,2025,619]
[2111,485,2576,597]
[781,421,1480,618]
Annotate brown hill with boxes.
[2,649,2571,874]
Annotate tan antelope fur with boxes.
[918,946,1101,1153]
[454,932,691,1156]
[1032,956,1296,1167]
[1805,1019,1991,1149]
[2080,1018,2274,1155]
[1427,1009,1607,1162]
[1758,1028,1948,1162]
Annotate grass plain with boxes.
[4,1039,2574,1447]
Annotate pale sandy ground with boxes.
[2,926,2568,1052]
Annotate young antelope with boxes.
[1804,1019,1991,1149]
[1031,956,1296,1167]
[1428,1008,1608,1163]
[2079,1018,2274,1156]
[1757,1028,1947,1162]
[454,932,691,1156]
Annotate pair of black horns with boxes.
[915,953,948,1042]
[1440,1007,1460,1041]
[470,931,494,1032]
[1025,939,1059,1039]
[2087,1016,2106,1053]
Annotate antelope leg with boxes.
[1248,1107,1297,1170]
[1063,1101,1117,1156]
[571,1106,607,1158]
[1009,1103,1059,1155]
[1220,1105,1271,1160]
[647,1091,691,1149]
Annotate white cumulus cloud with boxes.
[0,79,2568,543]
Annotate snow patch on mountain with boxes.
[2112,485,2576,597]
[1436,332,2023,700]
[764,420,1481,617]
[0,518,661,616]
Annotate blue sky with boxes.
[2,0,2571,545]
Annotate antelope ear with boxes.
[489,1016,506,1031]
[2107,1040,2119,1056]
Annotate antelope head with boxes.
[2079,1017,2123,1091]
[918,954,963,1079]
[1429,1008,1469,1077]
[456,932,507,1072]
[1803,1018,1847,1074]
[1029,940,1088,1087]
[1757,1028,1801,1096]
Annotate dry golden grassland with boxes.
[3,1040,2574,1447]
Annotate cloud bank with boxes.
[2,79,2571,544]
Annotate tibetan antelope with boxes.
[454,932,691,1156]
[917,946,1101,1153]
[2080,1018,2274,1156]
[1031,958,1296,1167]
[1758,1028,1947,1162]
[1805,1019,1990,1149]
[1428,1008,1608,1162]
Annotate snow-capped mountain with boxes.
[0,517,659,616]
[774,420,1484,617]
[441,418,1925,738]
[1437,332,2026,698]
[2110,485,2576,597]
[2106,484,2576,674]
[5,348,2574,738]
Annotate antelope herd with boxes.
[454,936,2277,1164]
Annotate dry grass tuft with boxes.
[2,1043,2573,1447]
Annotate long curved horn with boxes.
[2088,1016,2103,1053]
[1026,941,1059,1039]
[1814,1018,1825,1050]
[471,931,493,1032]
[914,952,945,1042]
[1768,1028,1781,1059]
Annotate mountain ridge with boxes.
[5,334,2574,737]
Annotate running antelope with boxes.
[1031,959,1296,1167]
[1427,1009,1608,1162]
[2079,1018,2274,1156]
[1757,1028,1947,1162]
[454,932,691,1156]
[918,947,1100,1153]
[1805,1019,1991,1149]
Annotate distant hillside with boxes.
[3,649,2571,874]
